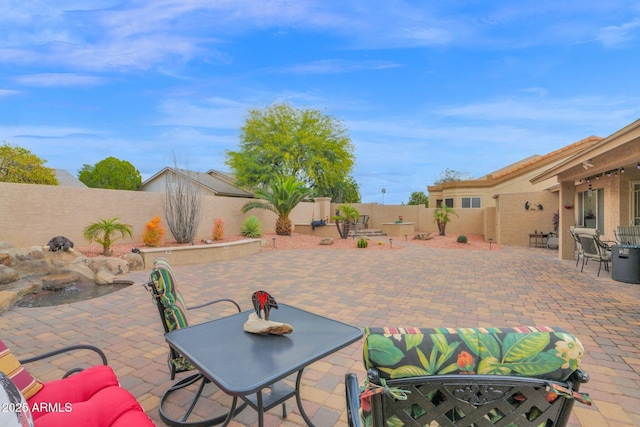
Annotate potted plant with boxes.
[433,206,457,236]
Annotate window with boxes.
[444,198,454,208]
[461,197,481,208]
[578,187,604,231]
[632,182,640,225]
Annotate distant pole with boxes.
[382,187,386,205]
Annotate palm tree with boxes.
[434,205,457,236]
[242,176,312,236]
[333,204,360,239]
[83,217,133,256]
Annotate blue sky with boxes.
[1,1,640,204]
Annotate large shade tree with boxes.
[320,175,361,203]
[407,191,429,207]
[242,175,312,236]
[78,157,142,190]
[0,143,58,185]
[226,103,355,197]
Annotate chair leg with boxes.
[581,257,586,272]
[281,402,287,418]
[159,373,248,427]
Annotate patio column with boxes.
[558,180,576,260]
[315,197,332,223]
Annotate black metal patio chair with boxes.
[346,326,591,427]
[144,257,261,427]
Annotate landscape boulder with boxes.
[319,238,334,245]
[123,253,144,271]
[95,270,117,286]
[0,265,19,286]
[84,257,130,276]
[414,232,435,241]
[0,291,18,312]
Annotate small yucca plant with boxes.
[241,216,262,238]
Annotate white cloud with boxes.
[0,89,19,97]
[156,97,250,130]
[597,18,640,47]
[284,59,401,75]
[15,73,106,87]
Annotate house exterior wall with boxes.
[429,164,566,211]
[139,175,166,192]
[494,191,559,246]
[0,182,315,247]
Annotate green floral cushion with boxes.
[363,326,584,382]
[150,257,189,332]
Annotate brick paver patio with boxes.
[2,241,640,426]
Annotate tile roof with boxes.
[490,135,603,180]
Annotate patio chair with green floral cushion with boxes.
[346,326,591,427]
[144,257,248,427]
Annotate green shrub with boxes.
[457,235,468,244]
[240,216,262,237]
[357,238,368,248]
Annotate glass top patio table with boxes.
[164,303,363,426]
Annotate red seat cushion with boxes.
[27,365,154,427]
[32,385,153,427]
[27,365,118,419]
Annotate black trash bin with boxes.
[612,245,640,284]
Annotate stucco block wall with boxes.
[495,191,559,246]
[0,182,315,247]
[330,203,486,237]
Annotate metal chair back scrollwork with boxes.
[346,326,591,427]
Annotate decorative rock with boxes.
[5,279,43,297]
[0,291,18,312]
[64,263,96,282]
[0,242,13,250]
[319,238,334,245]
[85,257,129,275]
[0,254,9,267]
[41,273,79,291]
[14,259,53,278]
[414,232,435,241]
[123,253,144,271]
[0,265,19,286]
[243,312,293,335]
[95,270,117,285]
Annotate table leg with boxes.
[256,390,264,427]
[295,369,315,427]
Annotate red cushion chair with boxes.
[0,340,154,427]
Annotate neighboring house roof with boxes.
[53,169,88,187]
[140,167,253,197]
[428,135,603,192]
